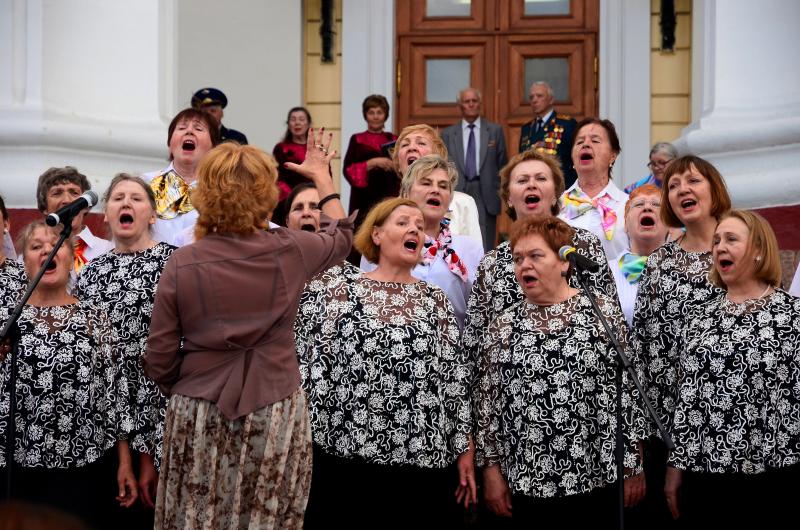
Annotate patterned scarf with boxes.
[618,251,648,284]
[422,218,468,282]
[150,170,194,220]
[562,186,617,240]
[73,237,88,273]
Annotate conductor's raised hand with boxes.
[284,127,336,185]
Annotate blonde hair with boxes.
[709,209,782,290]
[354,197,421,264]
[16,220,74,259]
[193,143,279,239]
[399,155,459,198]
[391,124,448,173]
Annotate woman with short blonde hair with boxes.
[298,196,473,527]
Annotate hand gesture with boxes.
[284,127,336,184]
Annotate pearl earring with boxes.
[755,256,762,262]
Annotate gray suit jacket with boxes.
[440,118,508,216]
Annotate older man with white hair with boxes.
[441,87,508,251]
[519,81,578,188]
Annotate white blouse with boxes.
[608,255,638,326]
[448,191,484,251]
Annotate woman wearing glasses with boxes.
[624,142,678,193]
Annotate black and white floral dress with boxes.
[462,228,618,419]
[0,301,132,469]
[0,258,26,309]
[632,240,723,431]
[473,292,647,499]
[75,242,175,465]
[668,290,800,474]
[295,267,471,468]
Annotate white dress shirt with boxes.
[141,163,198,247]
[461,117,481,176]
[560,180,629,260]
[360,234,484,327]
[2,231,16,260]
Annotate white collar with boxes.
[566,179,628,202]
[462,117,481,130]
[536,109,554,123]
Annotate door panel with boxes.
[397,36,495,130]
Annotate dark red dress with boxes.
[342,130,398,227]
[272,141,309,201]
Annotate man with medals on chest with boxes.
[519,81,578,189]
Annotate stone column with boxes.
[676,0,800,209]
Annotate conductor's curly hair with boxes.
[193,143,279,239]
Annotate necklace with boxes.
[757,284,772,299]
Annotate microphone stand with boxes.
[571,261,674,530]
[2,219,74,500]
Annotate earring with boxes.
[755,256,762,262]
[560,270,569,277]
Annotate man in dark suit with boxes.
[191,87,249,145]
[518,81,577,188]
[441,87,508,251]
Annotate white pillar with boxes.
[341,0,395,211]
[0,0,171,208]
[599,0,651,188]
[677,0,800,209]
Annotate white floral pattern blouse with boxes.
[0,301,132,468]
[295,264,471,469]
[473,292,647,498]
[75,242,175,464]
[668,290,800,474]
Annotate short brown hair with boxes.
[391,124,448,174]
[193,143,279,239]
[509,216,575,257]
[571,117,622,178]
[362,94,390,120]
[660,155,732,228]
[103,173,157,211]
[624,184,661,217]
[354,197,420,264]
[500,149,565,220]
[709,210,782,290]
[36,167,91,213]
[399,155,459,197]
[167,108,221,157]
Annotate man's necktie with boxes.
[465,124,477,180]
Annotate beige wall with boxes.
[304,0,343,191]
[650,0,692,144]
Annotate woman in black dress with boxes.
[663,210,800,527]
[474,216,647,528]
[76,174,176,513]
[0,221,136,528]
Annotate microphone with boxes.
[45,191,99,227]
[558,245,600,272]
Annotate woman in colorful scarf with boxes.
[608,184,669,325]
[560,117,628,260]
[141,108,220,247]
[360,154,484,328]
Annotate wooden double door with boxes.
[395,0,599,153]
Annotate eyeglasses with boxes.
[629,199,661,210]
[647,159,673,170]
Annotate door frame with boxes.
[341,0,651,190]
